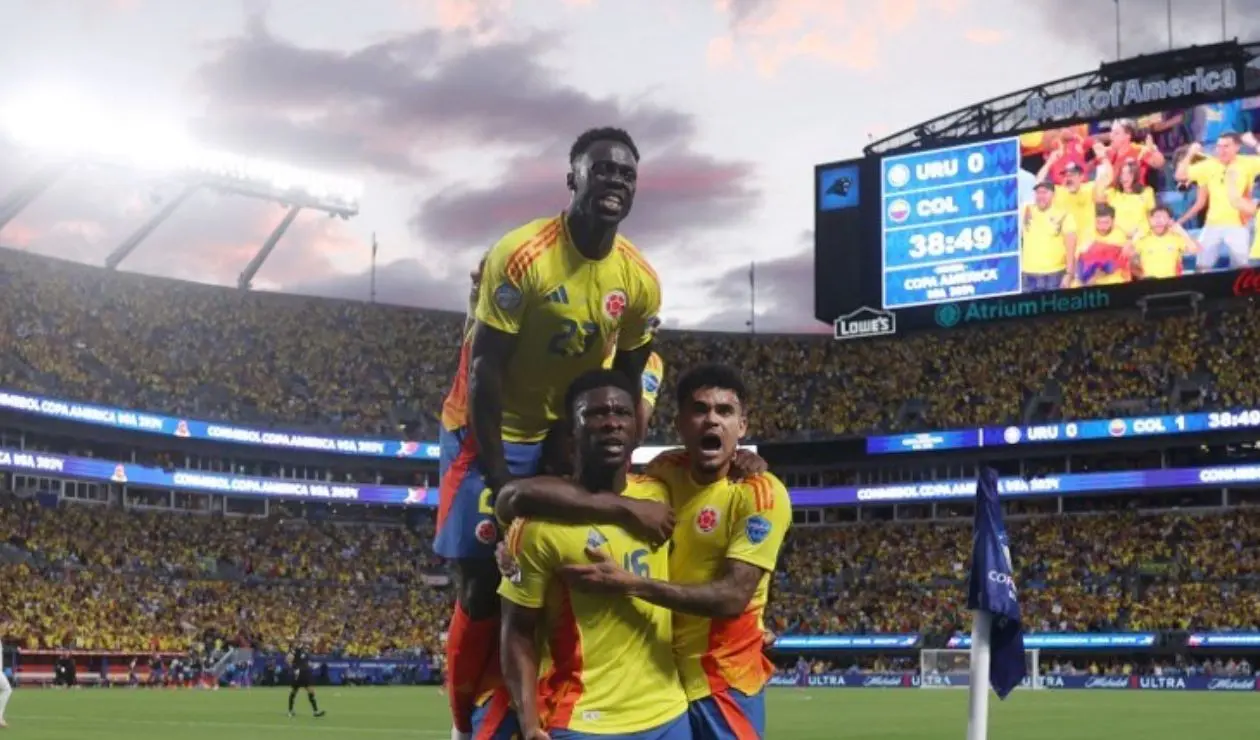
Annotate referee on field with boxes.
[287,644,326,718]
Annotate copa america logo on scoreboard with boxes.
[834,306,896,341]
[1025,65,1238,123]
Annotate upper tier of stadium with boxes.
[2,246,1257,443]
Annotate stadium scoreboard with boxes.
[880,139,1021,308]
[814,40,1260,336]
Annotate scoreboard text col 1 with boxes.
[880,138,1022,310]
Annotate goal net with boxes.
[919,648,1040,690]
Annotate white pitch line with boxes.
[17,713,450,737]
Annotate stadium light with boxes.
[0,89,363,216]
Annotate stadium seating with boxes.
[3,248,1259,443]
[2,495,1256,657]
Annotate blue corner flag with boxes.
[967,467,1026,699]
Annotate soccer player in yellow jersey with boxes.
[1131,206,1198,280]
[562,364,791,740]
[1226,166,1260,265]
[498,370,689,740]
[1021,181,1078,292]
[436,127,663,740]
[1175,132,1260,271]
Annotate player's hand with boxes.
[558,548,637,594]
[762,630,777,649]
[728,449,768,481]
[495,542,521,583]
[616,497,674,546]
[524,730,552,740]
[1060,274,1073,290]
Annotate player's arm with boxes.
[495,476,674,546]
[1140,142,1165,170]
[562,476,792,619]
[1061,214,1078,289]
[1093,159,1113,201]
[635,353,664,442]
[1178,187,1208,226]
[499,521,555,737]
[612,261,663,437]
[1174,143,1202,184]
[1172,223,1201,255]
[469,246,530,493]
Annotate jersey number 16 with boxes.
[623,548,651,578]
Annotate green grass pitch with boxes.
[3,685,1251,739]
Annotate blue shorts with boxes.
[688,688,765,740]
[433,427,543,559]
[551,712,691,740]
[470,690,520,740]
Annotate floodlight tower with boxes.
[0,96,363,284]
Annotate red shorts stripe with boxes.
[438,433,478,531]
[473,688,513,740]
[712,691,760,740]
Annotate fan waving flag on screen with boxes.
[967,467,1026,699]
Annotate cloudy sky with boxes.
[0,0,1256,331]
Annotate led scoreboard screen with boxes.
[880,139,1023,309]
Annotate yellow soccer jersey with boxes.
[1021,204,1076,275]
[1054,184,1095,246]
[499,477,686,735]
[645,453,792,701]
[1134,231,1189,279]
[1104,188,1156,239]
[454,215,662,443]
[1188,155,1260,227]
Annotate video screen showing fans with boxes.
[879,93,1260,310]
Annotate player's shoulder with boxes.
[486,215,566,279]
[736,472,791,512]
[613,235,660,289]
[643,448,689,483]
[626,473,670,503]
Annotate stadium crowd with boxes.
[3,249,1260,443]
[2,494,1256,658]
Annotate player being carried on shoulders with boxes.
[498,369,690,740]
[435,127,664,740]
[498,364,791,740]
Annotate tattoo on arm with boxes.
[629,559,763,619]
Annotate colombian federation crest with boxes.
[695,505,720,534]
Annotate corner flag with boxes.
[965,467,1026,739]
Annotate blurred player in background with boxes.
[0,642,11,728]
[563,364,792,740]
[287,643,325,718]
[1131,206,1199,280]
[436,127,662,740]
[1076,204,1131,287]
[1174,133,1260,271]
[498,369,688,740]
[1021,181,1078,291]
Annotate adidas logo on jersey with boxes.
[545,286,570,304]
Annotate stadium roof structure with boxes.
[0,92,363,290]
[865,39,1260,155]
